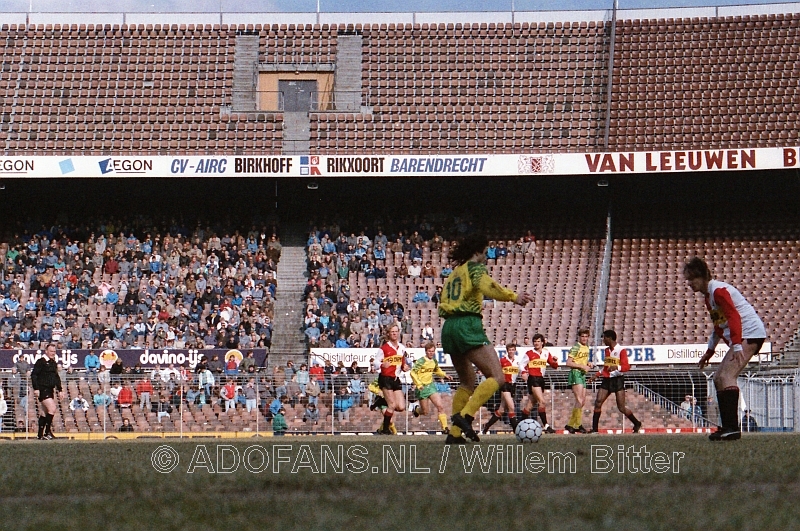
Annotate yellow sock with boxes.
[569,408,582,428]
[460,378,500,418]
[450,387,471,437]
[389,422,397,435]
[438,413,448,431]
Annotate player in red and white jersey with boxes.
[588,330,641,434]
[376,323,407,435]
[520,334,559,434]
[481,343,524,434]
[684,257,766,441]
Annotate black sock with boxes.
[484,413,500,430]
[717,387,740,430]
[625,412,640,425]
[592,411,601,431]
[45,414,54,435]
[38,416,46,438]
[382,412,392,431]
[539,410,548,426]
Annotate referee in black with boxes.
[30,344,62,440]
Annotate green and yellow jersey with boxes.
[410,356,447,388]
[567,342,590,373]
[438,261,517,319]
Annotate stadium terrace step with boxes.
[334,35,362,112]
[232,34,259,112]
[271,244,311,362]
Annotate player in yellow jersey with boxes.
[565,328,594,433]
[439,234,532,444]
[410,342,453,432]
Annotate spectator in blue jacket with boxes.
[335,333,349,348]
[412,286,430,304]
[84,352,100,382]
[38,323,53,343]
[333,387,354,423]
[485,242,497,260]
[105,288,119,306]
[267,395,288,421]
[348,374,365,406]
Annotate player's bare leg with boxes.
[524,386,554,433]
[482,390,515,433]
[417,398,430,416]
[710,341,760,440]
[614,389,641,432]
[589,388,610,433]
[40,396,58,439]
[421,393,449,432]
[567,383,587,433]
[381,388,405,434]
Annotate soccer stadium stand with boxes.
[610,13,800,150]
[1,3,799,435]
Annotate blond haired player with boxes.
[376,324,406,435]
[564,328,593,433]
[410,343,453,432]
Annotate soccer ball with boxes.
[515,419,543,443]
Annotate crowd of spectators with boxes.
[299,220,536,352]
[0,221,282,353]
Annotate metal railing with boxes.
[229,90,368,112]
[632,381,711,428]
[10,365,799,437]
[736,371,797,431]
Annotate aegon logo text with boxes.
[0,159,34,173]
[99,159,153,174]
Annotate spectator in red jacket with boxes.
[136,378,154,411]
[309,361,324,383]
[222,380,237,412]
[118,384,134,409]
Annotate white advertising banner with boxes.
[311,342,772,369]
[3,148,800,178]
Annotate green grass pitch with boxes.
[1,433,799,531]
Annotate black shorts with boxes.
[600,376,625,393]
[526,376,546,393]
[378,375,402,391]
[38,387,55,402]
[500,382,515,394]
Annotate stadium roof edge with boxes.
[5,2,800,27]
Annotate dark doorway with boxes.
[279,80,317,111]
